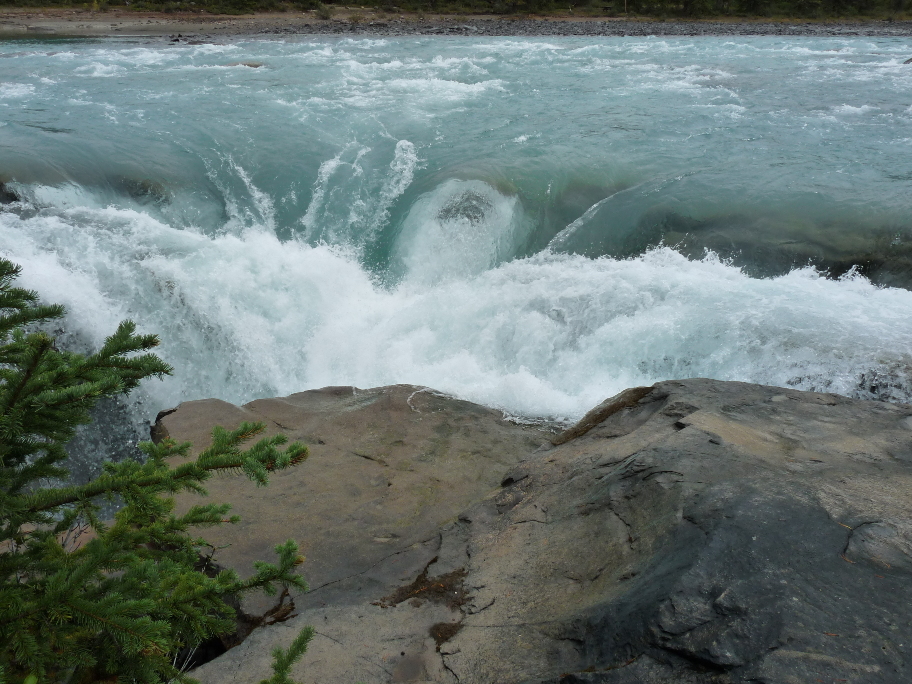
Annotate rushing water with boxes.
[2,34,912,436]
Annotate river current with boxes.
[2,34,912,435]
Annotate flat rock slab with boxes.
[156,384,549,616]
[170,379,912,683]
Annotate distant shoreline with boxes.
[2,8,912,39]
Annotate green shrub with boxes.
[0,257,312,683]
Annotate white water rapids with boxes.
[2,35,912,437]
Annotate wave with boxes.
[4,34,912,441]
[3,200,911,427]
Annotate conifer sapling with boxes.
[0,258,312,683]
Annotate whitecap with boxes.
[0,83,35,99]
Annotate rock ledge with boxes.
[160,379,912,683]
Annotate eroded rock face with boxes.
[166,380,912,684]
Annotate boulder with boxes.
[161,379,912,683]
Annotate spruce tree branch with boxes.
[62,599,167,657]
[0,258,313,683]
[22,441,308,512]
[0,335,52,422]
[259,626,314,684]
[0,304,65,339]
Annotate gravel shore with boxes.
[261,17,912,38]
[2,8,912,39]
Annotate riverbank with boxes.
[159,379,912,683]
[2,7,912,38]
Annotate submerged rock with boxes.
[117,177,171,206]
[0,181,19,205]
[160,379,912,683]
[620,210,912,288]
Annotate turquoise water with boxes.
[2,35,912,423]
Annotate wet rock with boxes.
[118,177,171,205]
[168,379,912,683]
[0,181,18,205]
[616,209,912,289]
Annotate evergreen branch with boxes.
[259,627,314,684]
[0,304,66,339]
[22,435,307,512]
[0,258,313,682]
[0,334,53,424]
[62,599,169,658]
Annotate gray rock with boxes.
[170,379,912,683]
[157,384,550,618]
[0,182,18,205]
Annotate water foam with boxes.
[4,34,912,434]
[3,201,911,425]
[393,179,530,285]
[0,83,35,99]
